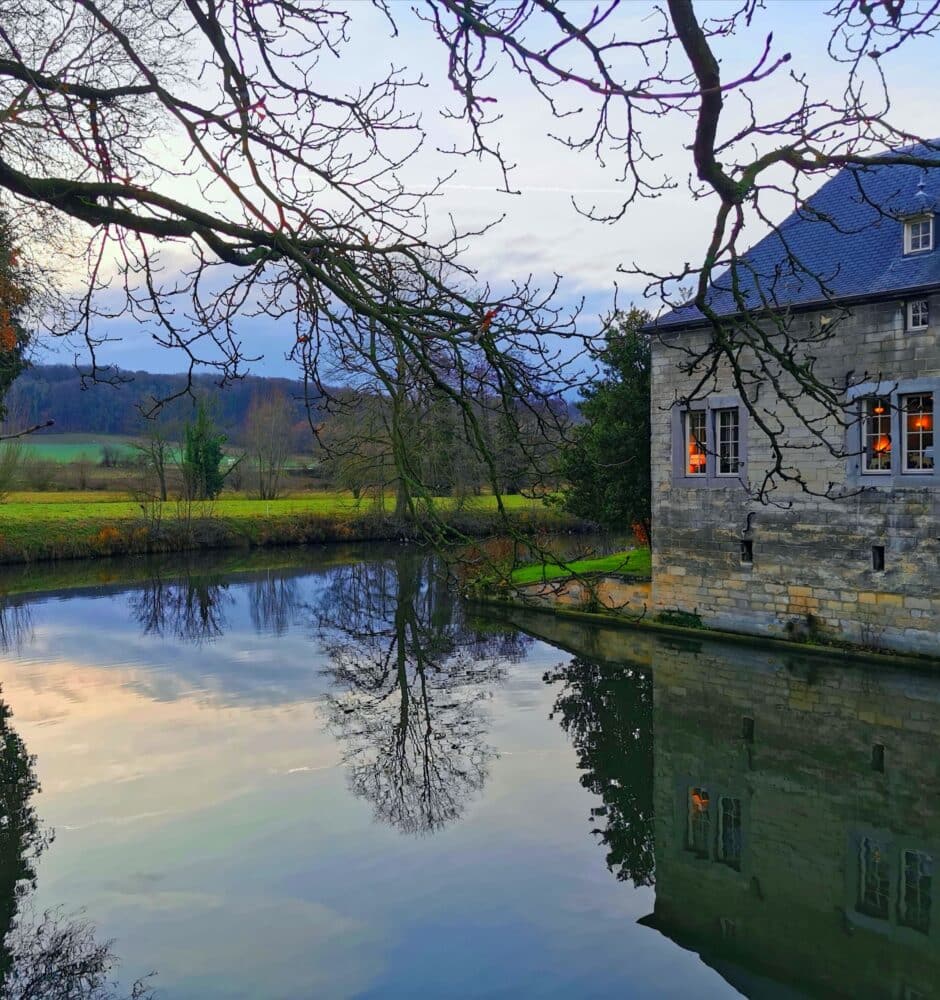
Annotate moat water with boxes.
[0,544,936,998]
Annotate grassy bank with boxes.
[0,492,584,564]
[507,548,651,586]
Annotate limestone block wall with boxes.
[651,298,940,655]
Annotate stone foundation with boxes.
[651,493,940,655]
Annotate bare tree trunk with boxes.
[392,348,413,522]
[395,476,411,519]
[156,452,168,502]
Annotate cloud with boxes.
[28,3,940,382]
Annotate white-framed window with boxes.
[849,380,940,486]
[899,849,933,935]
[905,215,934,254]
[715,408,740,476]
[674,398,747,486]
[862,396,893,474]
[684,785,746,869]
[850,833,936,940]
[717,796,743,870]
[685,410,707,476]
[858,836,891,919]
[908,299,930,330]
[686,786,711,858]
[902,393,934,473]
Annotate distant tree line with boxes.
[319,386,566,507]
[6,365,318,444]
[4,365,569,505]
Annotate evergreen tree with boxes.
[181,403,226,499]
[545,657,655,887]
[561,309,651,540]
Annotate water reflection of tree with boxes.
[0,687,153,998]
[546,656,655,887]
[0,597,32,655]
[129,569,301,643]
[0,691,44,988]
[248,573,300,635]
[129,574,233,644]
[319,555,530,834]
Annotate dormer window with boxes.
[908,299,930,330]
[905,215,934,254]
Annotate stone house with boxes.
[651,151,940,655]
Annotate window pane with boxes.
[716,408,740,476]
[903,393,934,472]
[899,850,933,934]
[862,397,892,473]
[686,786,710,858]
[909,300,929,329]
[717,796,742,870]
[686,410,707,476]
[908,218,933,252]
[857,836,890,919]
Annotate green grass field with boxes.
[19,433,313,470]
[509,548,651,586]
[0,490,540,520]
[0,490,568,564]
[19,433,141,463]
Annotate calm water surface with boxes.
[0,545,937,998]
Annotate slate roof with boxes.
[659,143,940,329]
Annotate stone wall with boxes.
[648,636,940,999]
[651,297,940,655]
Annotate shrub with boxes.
[19,456,56,491]
[0,437,24,500]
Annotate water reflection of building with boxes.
[647,640,940,1000]
[522,612,940,1000]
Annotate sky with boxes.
[31,0,940,379]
